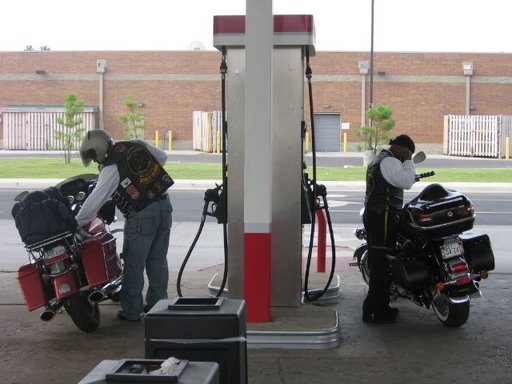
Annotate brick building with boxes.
[1,50,511,152]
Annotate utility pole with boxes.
[369,0,376,151]
[369,0,375,110]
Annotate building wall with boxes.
[1,50,512,149]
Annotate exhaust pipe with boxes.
[88,276,123,303]
[40,309,56,321]
[88,290,106,303]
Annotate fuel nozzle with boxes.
[315,183,327,198]
[204,185,221,204]
[204,184,226,224]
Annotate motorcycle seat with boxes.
[409,183,458,203]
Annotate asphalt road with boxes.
[1,188,511,226]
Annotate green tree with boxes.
[118,94,145,139]
[55,92,85,164]
[355,104,395,153]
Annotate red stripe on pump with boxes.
[213,15,314,34]
[244,232,271,322]
[274,15,314,33]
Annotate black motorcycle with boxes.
[352,154,495,327]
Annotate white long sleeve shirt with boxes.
[379,156,416,190]
[75,142,168,227]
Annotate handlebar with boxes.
[414,170,435,182]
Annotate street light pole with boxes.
[369,0,374,110]
[369,0,376,152]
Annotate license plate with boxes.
[440,240,464,259]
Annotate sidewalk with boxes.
[2,178,512,194]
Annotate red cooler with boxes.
[17,263,46,311]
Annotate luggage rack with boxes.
[25,231,76,252]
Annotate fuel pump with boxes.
[179,18,336,306]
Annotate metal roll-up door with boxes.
[314,113,341,152]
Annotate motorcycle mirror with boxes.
[413,151,426,164]
[14,191,29,202]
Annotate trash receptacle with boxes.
[145,297,247,384]
[78,359,220,384]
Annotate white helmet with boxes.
[79,130,114,167]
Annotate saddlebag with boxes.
[402,184,475,238]
[80,232,121,286]
[459,232,495,272]
[391,255,430,289]
[17,263,47,311]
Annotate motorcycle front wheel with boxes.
[432,293,470,328]
[354,245,370,285]
[63,293,100,333]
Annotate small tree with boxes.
[118,94,145,139]
[355,125,375,152]
[55,92,85,164]
[355,104,395,153]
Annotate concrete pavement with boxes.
[1,245,511,383]
[1,215,511,383]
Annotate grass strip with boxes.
[0,158,511,182]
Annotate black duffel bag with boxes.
[12,187,78,245]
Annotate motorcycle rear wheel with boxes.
[432,294,470,328]
[64,294,100,333]
[354,245,370,285]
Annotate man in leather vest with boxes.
[77,130,174,321]
[362,134,416,324]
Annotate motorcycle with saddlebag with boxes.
[12,174,123,332]
[352,154,495,327]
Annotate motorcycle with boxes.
[352,153,495,327]
[12,174,123,333]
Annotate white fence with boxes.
[1,106,97,150]
[192,111,223,153]
[443,115,512,158]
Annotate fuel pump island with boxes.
[204,8,342,347]
[81,9,342,383]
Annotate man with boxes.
[362,134,416,324]
[77,129,174,321]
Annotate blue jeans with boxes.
[120,195,172,319]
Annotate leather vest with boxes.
[102,141,174,216]
[364,149,403,211]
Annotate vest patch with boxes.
[126,184,140,199]
[120,177,131,188]
[127,147,160,185]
